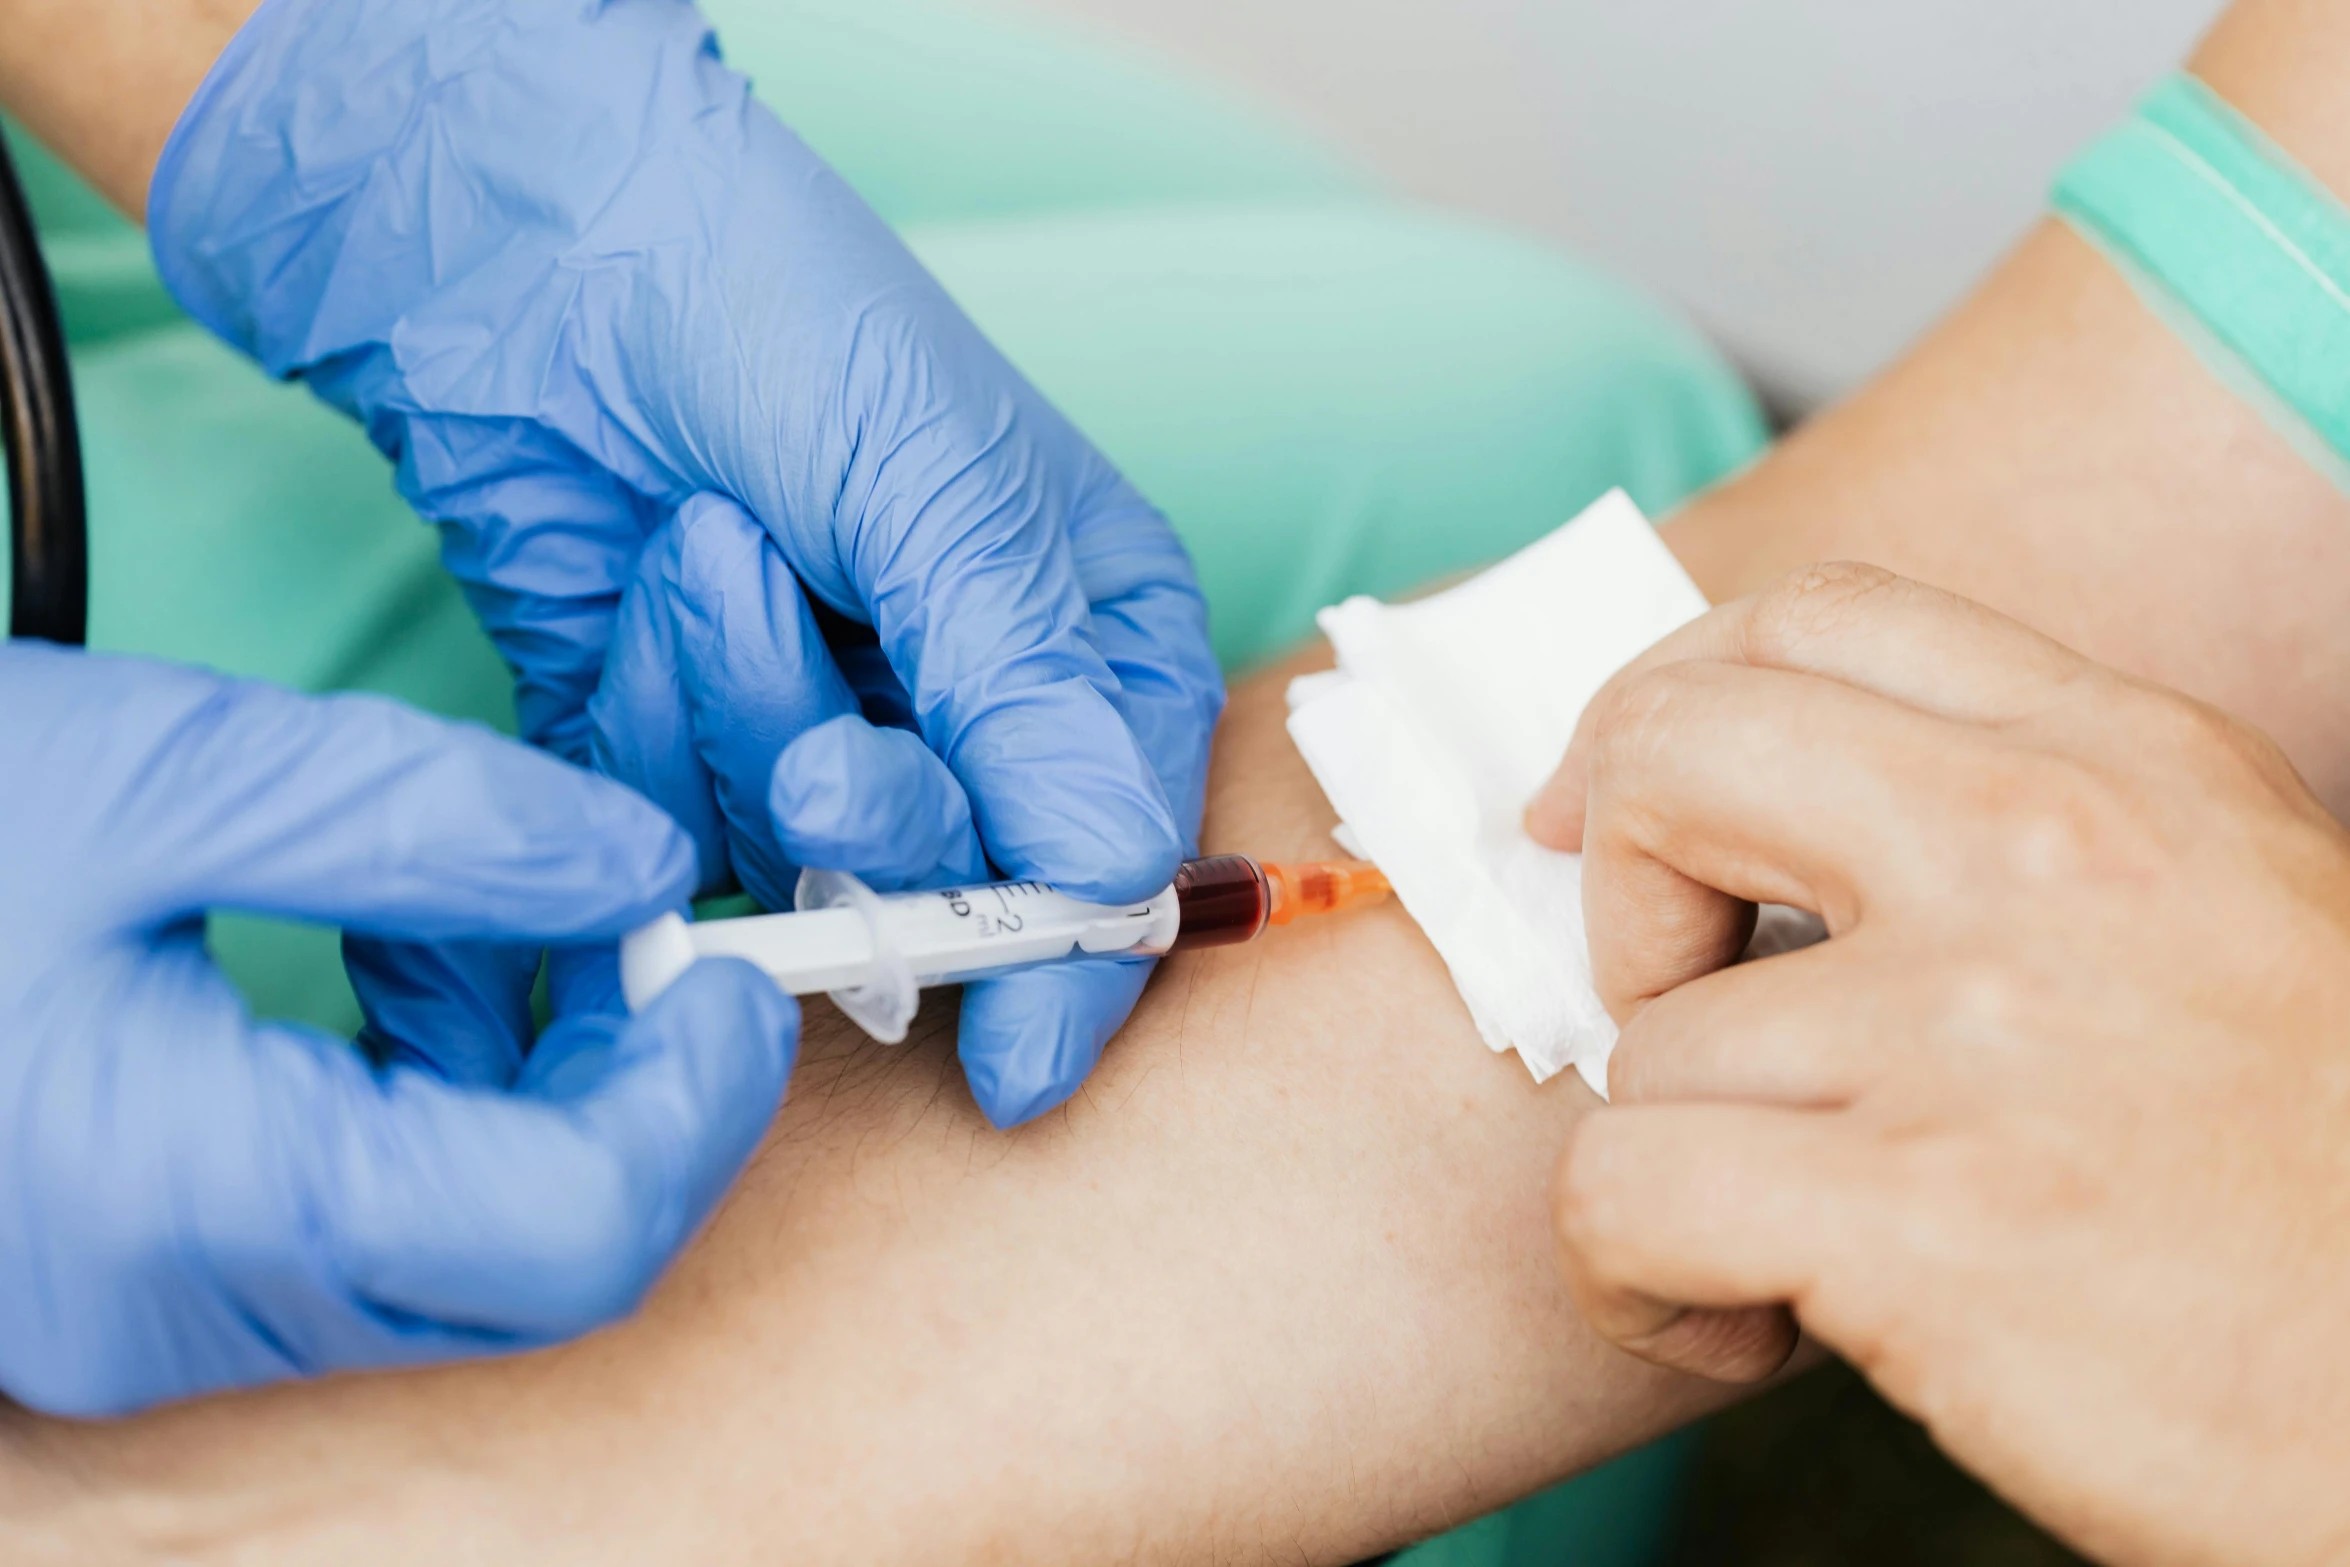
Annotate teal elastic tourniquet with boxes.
[2055,73,2350,473]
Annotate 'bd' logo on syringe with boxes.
[937,882,1053,937]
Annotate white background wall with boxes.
[1013,0,2229,406]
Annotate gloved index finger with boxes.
[52,654,696,943]
[1061,469,1226,847]
[839,336,1187,907]
[592,494,872,910]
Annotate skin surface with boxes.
[0,0,261,215]
[0,655,1732,1566]
[1536,567,2350,1566]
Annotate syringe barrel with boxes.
[623,871,1185,1044]
[799,869,1184,1041]
[622,854,1386,1044]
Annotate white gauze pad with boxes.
[1285,490,1715,1095]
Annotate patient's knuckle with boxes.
[1877,1113,2096,1264]
[1872,1130,1991,1262]
[1604,1034,1662,1104]
[1589,667,1676,746]
[1741,561,1902,664]
[2122,683,2304,803]
[1607,995,1732,1104]
[1965,751,2152,888]
[1935,955,2017,1028]
[1896,948,2082,1079]
[2104,693,2254,811]
[1551,1127,1635,1272]
[2122,681,2238,757]
[1587,665,1713,786]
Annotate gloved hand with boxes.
[147,0,1225,1127]
[0,644,796,1417]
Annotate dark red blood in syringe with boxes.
[1170,855,1270,950]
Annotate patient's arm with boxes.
[0,0,257,215]
[1666,0,2350,808]
[0,655,1726,1567]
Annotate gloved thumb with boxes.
[6,951,795,1418]
[957,955,1154,1127]
[590,494,863,908]
[769,714,989,891]
[278,956,795,1348]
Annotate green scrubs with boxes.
[6,0,1764,1558]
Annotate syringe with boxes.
[621,855,1391,1043]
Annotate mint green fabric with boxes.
[904,204,1763,670]
[1393,1432,1695,1567]
[2055,73,2350,470]
[7,2,1764,1559]
[6,0,1366,347]
[698,0,1369,225]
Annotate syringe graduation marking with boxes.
[939,881,1059,938]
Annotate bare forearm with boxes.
[1665,0,2350,807]
[0,0,260,216]
[0,657,1727,1566]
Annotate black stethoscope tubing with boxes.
[0,130,87,648]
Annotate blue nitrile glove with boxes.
[591,494,1188,1122]
[148,0,1225,1127]
[0,644,796,1417]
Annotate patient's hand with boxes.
[1536,565,2350,1567]
[0,653,1732,1567]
